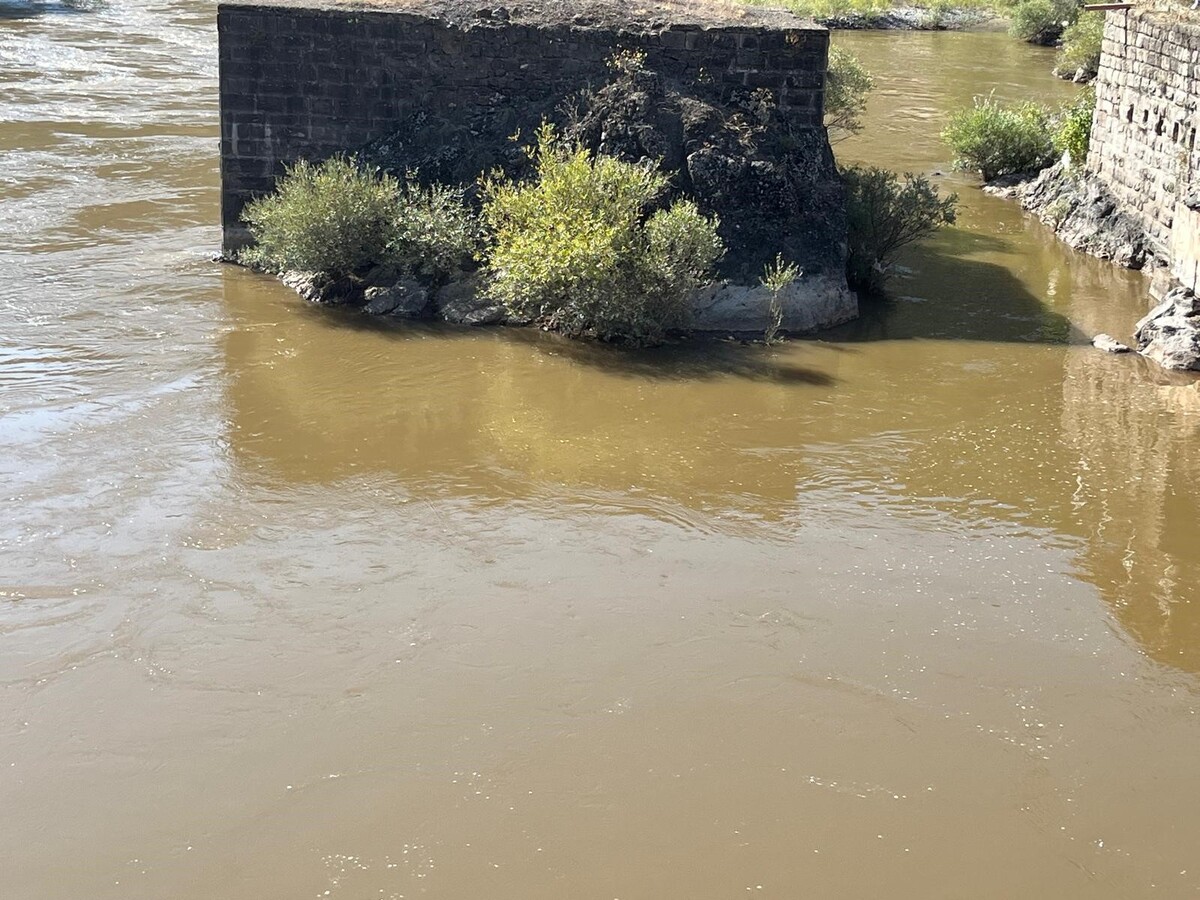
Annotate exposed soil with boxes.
[246,0,821,31]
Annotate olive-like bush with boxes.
[825,46,875,141]
[480,125,723,345]
[1008,0,1078,45]
[391,182,482,280]
[1052,86,1095,167]
[239,156,478,280]
[1056,10,1103,79]
[843,165,958,294]
[240,157,398,277]
[942,95,1056,181]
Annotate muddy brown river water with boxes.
[3,4,1200,897]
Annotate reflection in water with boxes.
[834,29,1200,673]
[3,10,1200,900]
[220,267,840,512]
[1060,350,1200,670]
[223,246,1200,674]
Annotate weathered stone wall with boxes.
[1088,8,1200,292]
[218,0,831,252]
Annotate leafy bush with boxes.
[942,95,1056,181]
[1056,10,1103,79]
[240,157,399,277]
[391,182,481,280]
[239,156,478,280]
[843,165,958,294]
[480,125,722,345]
[1008,0,1078,44]
[1052,86,1095,166]
[825,46,875,141]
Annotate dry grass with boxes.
[653,0,752,20]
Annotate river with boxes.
[2,3,1199,897]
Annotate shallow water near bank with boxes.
[3,7,1200,897]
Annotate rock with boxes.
[982,172,1036,200]
[690,276,857,334]
[1134,296,1177,336]
[1014,162,1153,271]
[363,279,429,317]
[434,273,521,326]
[1092,333,1131,353]
[1162,286,1200,317]
[280,270,331,303]
[1133,288,1200,371]
[278,270,364,305]
[1137,315,1200,371]
[361,264,404,288]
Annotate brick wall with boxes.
[1088,8,1200,291]
[218,1,831,251]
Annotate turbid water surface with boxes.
[2,6,1199,897]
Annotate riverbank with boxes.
[984,162,1200,370]
[985,163,1154,271]
[976,6,1200,370]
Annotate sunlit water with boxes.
[2,6,1199,897]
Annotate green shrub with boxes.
[239,156,478,280]
[942,95,1056,181]
[642,199,725,318]
[1056,10,1103,78]
[843,165,958,294]
[1008,0,1078,44]
[240,157,399,277]
[825,46,875,141]
[480,125,722,345]
[1052,86,1095,166]
[390,182,481,280]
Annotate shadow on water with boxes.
[511,331,837,386]
[292,288,837,386]
[825,228,1076,346]
[292,219,1073,373]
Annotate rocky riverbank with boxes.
[986,163,1199,372]
[986,161,1156,271]
[270,263,857,338]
